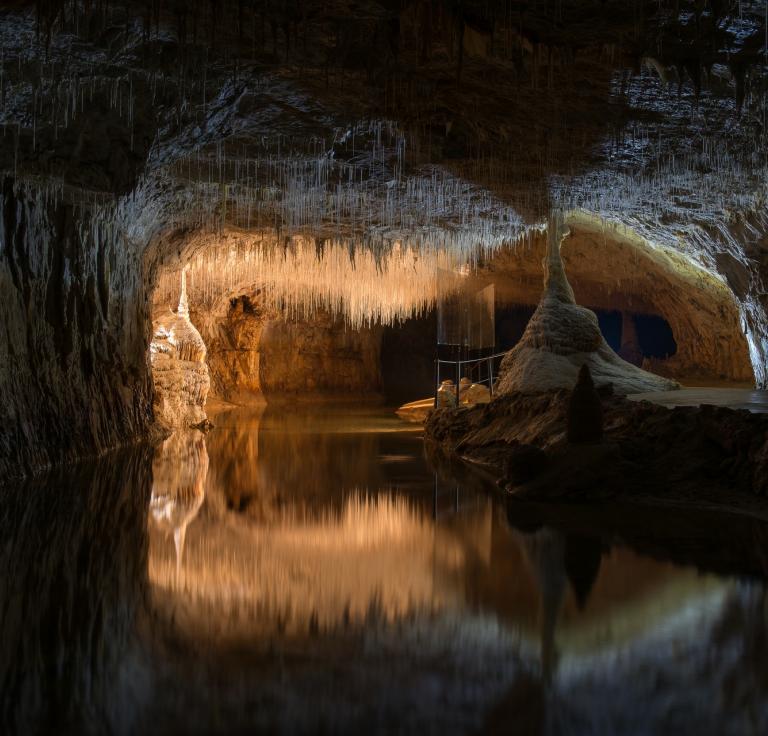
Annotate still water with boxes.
[1,404,767,735]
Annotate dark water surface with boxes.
[2,404,767,735]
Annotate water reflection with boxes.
[3,405,768,734]
[0,449,152,735]
[146,407,744,658]
[148,407,486,635]
[149,431,208,572]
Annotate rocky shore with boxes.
[425,387,768,518]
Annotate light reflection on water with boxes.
[2,404,768,734]
[148,406,730,655]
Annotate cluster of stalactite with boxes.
[157,121,528,251]
[152,231,475,329]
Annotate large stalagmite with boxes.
[150,271,210,429]
[496,214,679,396]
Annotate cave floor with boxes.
[2,404,768,734]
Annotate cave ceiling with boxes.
[2,1,766,229]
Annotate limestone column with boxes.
[543,210,575,304]
[619,311,643,367]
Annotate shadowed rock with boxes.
[567,364,603,444]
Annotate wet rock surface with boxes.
[425,388,768,515]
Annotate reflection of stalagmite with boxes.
[563,535,603,611]
[520,528,568,685]
[150,431,209,572]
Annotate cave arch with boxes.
[147,212,756,415]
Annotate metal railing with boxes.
[433,351,508,407]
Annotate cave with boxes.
[3,2,768,734]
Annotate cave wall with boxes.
[192,297,383,401]
[191,298,267,401]
[0,178,153,479]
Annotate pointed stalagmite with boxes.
[496,212,679,396]
[150,271,211,428]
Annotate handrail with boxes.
[435,351,508,367]
[433,350,507,407]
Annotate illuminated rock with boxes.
[199,297,382,401]
[437,379,458,407]
[150,430,209,573]
[462,382,491,405]
[497,215,679,396]
[150,271,210,429]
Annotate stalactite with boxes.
[152,231,495,330]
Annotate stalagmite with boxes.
[566,365,604,444]
[150,269,211,429]
[496,213,679,395]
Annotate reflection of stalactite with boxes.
[150,430,209,573]
[147,487,470,635]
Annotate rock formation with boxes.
[150,271,210,429]
[472,224,755,384]
[425,388,768,512]
[496,214,680,396]
[197,297,383,401]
